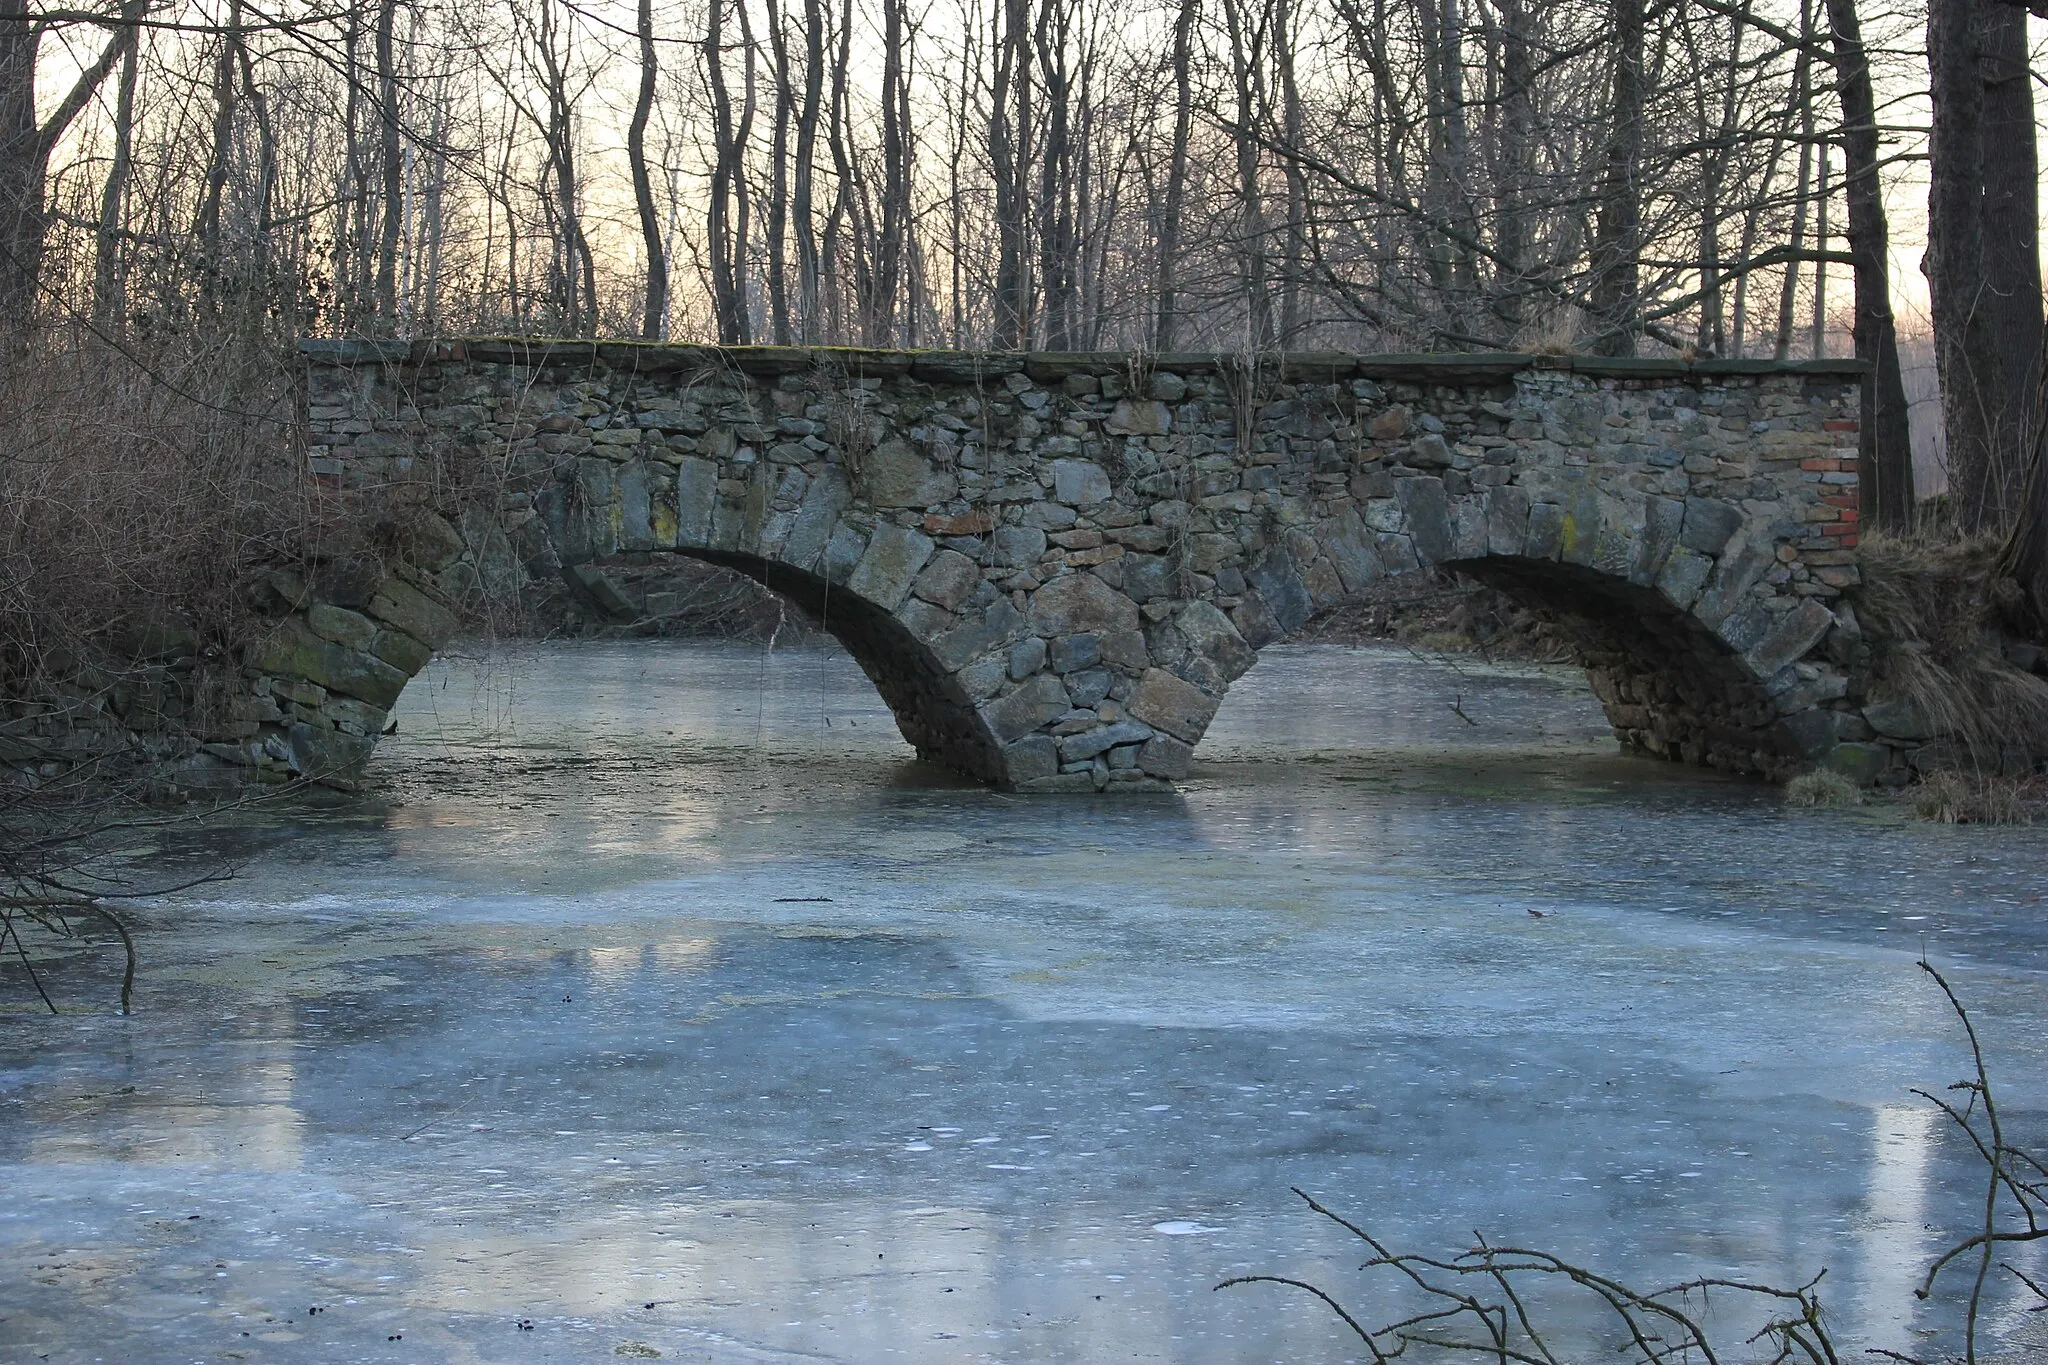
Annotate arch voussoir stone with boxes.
[265,341,1874,792]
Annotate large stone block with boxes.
[1059,720,1156,762]
[846,522,936,611]
[1128,667,1219,743]
[824,524,868,583]
[366,578,458,648]
[674,457,719,546]
[1824,741,1889,785]
[1051,459,1113,506]
[370,628,432,675]
[1486,486,1530,558]
[913,549,983,611]
[1245,548,1315,633]
[1137,733,1194,779]
[1655,548,1711,610]
[1030,572,1140,636]
[286,720,377,784]
[255,618,410,709]
[1322,509,1384,592]
[1105,399,1171,435]
[1173,600,1257,692]
[1742,599,1834,676]
[992,524,1048,568]
[1693,543,1774,628]
[1863,696,1938,740]
[1449,496,1489,560]
[1557,488,1605,568]
[1394,476,1453,565]
[1631,496,1684,586]
[1775,706,1840,759]
[1002,734,1060,783]
[1124,553,1176,603]
[861,439,959,507]
[618,458,658,551]
[306,603,377,651]
[1679,497,1744,555]
[1523,501,1566,560]
[932,600,1025,672]
[980,673,1071,742]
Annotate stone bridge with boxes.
[257,339,1869,792]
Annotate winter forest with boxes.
[8,0,1921,360]
[7,0,2048,629]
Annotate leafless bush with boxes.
[0,751,245,1015]
[0,327,315,738]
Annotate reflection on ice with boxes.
[3,641,2047,1364]
[1856,1104,1939,1356]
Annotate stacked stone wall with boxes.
[278,341,1873,790]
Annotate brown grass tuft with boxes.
[1909,771,2043,825]
[1853,532,2048,765]
[1786,768,1863,807]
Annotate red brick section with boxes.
[1810,418,1861,548]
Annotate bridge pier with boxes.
[264,340,1872,791]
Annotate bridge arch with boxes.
[673,549,1007,783]
[275,341,1868,792]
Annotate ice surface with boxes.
[2,641,2046,1363]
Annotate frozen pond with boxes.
[4,640,2047,1363]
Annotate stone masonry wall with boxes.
[276,341,1871,792]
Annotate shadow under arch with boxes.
[1446,553,1787,771]
[677,549,1009,784]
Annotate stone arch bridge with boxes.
[248,339,1869,792]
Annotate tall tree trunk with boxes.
[1586,0,1644,355]
[825,0,871,338]
[1809,147,1830,357]
[238,39,278,288]
[876,0,909,343]
[1221,0,1273,347]
[1274,0,1309,343]
[194,0,245,290]
[1926,0,2000,530]
[0,2,137,322]
[795,0,825,341]
[1775,19,1813,362]
[992,0,1032,347]
[1154,0,1197,351]
[706,0,746,343]
[630,0,667,338]
[1487,0,1534,333]
[414,78,443,330]
[1976,0,2042,521]
[1825,0,1913,529]
[1035,0,1074,349]
[375,0,402,326]
[92,3,144,328]
[763,0,793,343]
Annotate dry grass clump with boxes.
[1785,767,1863,807]
[1854,532,2048,761]
[1910,771,2042,825]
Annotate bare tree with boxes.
[629,0,667,339]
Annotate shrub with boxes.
[1911,770,2040,825]
[1785,767,1863,807]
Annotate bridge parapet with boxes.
[282,340,1869,790]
